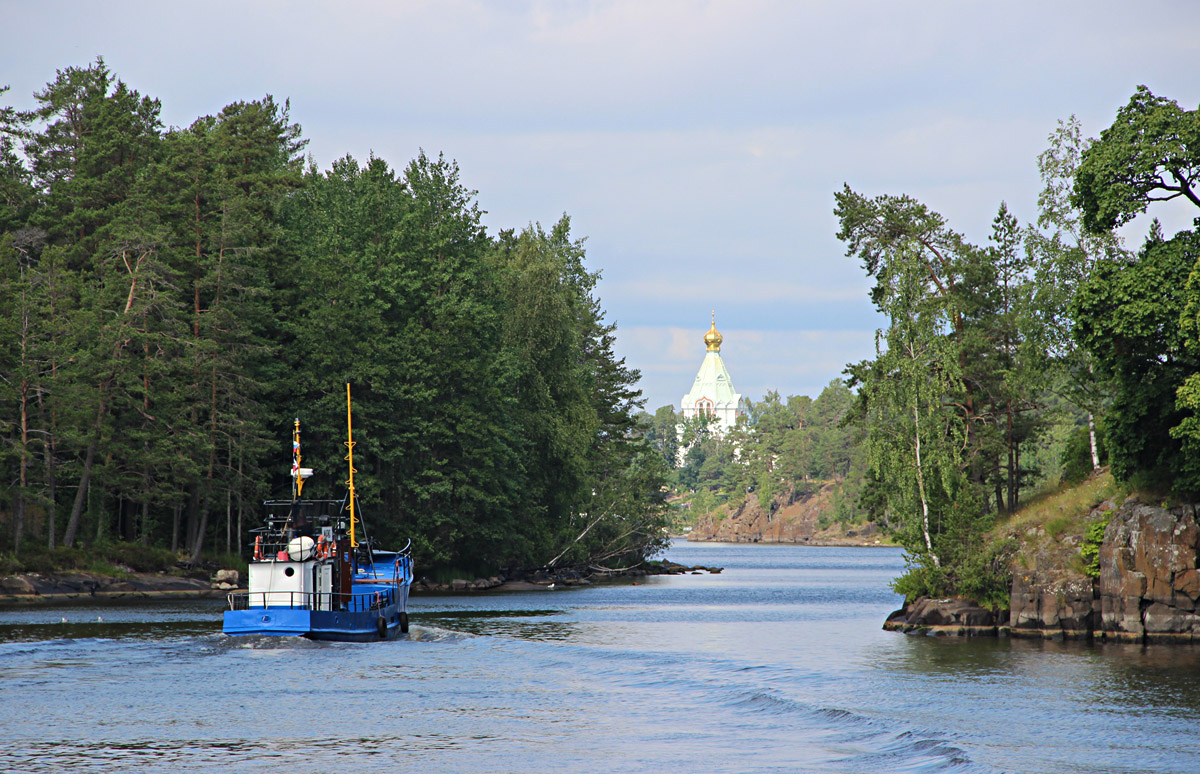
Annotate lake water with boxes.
[2,542,1199,773]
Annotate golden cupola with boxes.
[703,312,723,352]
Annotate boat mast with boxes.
[345,383,359,548]
[292,419,305,499]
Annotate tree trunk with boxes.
[1086,361,1101,471]
[190,506,210,565]
[1006,405,1017,515]
[13,494,25,555]
[1012,444,1021,512]
[192,361,219,565]
[15,380,29,553]
[236,441,244,559]
[913,400,940,568]
[94,464,108,545]
[122,497,136,542]
[14,281,30,553]
[171,505,180,552]
[186,484,199,550]
[1088,412,1100,471]
[62,397,105,547]
[140,443,151,545]
[44,258,60,551]
[44,430,57,551]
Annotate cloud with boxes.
[4,0,1200,417]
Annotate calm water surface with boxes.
[2,543,1199,773]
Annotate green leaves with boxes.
[1,60,665,573]
[838,187,1038,592]
[1074,86,1200,232]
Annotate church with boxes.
[679,313,746,434]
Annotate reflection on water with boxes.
[418,610,579,641]
[0,620,219,643]
[1,543,1199,774]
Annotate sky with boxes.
[3,1,1200,411]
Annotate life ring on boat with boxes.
[376,616,388,639]
[315,534,328,559]
[254,535,263,561]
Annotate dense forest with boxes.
[836,86,1200,600]
[0,59,669,575]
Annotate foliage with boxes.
[1025,116,1125,480]
[1060,423,1107,486]
[1073,86,1200,232]
[664,380,866,528]
[890,559,947,601]
[641,404,680,468]
[104,541,179,573]
[955,537,1018,610]
[1080,519,1107,579]
[1069,86,1200,497]
[2,542,177,575]
[1074,228,1200,495]
[877,89,1200,605]
[837,187,1014,590]
[0,61,667,575]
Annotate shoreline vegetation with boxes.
[831,85,1200,633]
[885,469,1200,643]
[0,558,725,607]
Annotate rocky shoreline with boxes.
[687,483,887,545]
[0,560,722,606]
[885,497,1200,643]
[0,570,228,606]
[411,560,723,593]
[687,533,888,547]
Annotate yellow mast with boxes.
[292,419,305,498]
[345,383,359,548]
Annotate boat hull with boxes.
[223,581,410,642]
[223,604,406,641]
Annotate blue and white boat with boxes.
[223,385,413,641]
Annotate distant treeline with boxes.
[642,380,866,521]
[0,59,668,574]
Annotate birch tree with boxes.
[1026,117,1126,471]
[837,188,983,590]
[848,241,965,571]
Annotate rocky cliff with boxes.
[1098,500,1200,641]
[888,496,1200,642]
[688,483,881,545]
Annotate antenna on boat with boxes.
[345,383,360,548]
[291,419,313,499]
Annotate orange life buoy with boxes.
[254,535,263,561]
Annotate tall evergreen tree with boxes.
[18,59,164,547]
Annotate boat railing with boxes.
[357,553,414,585]
[226,587,395,613]
[251,534,333,561]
